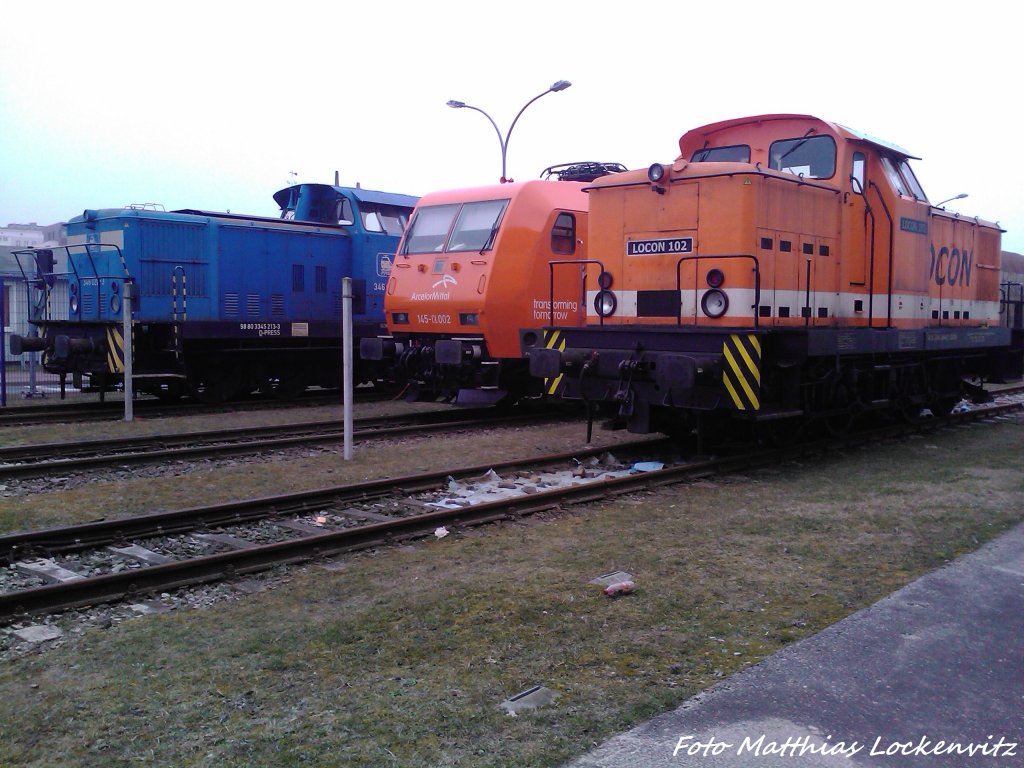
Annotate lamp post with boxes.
[447,80,571,183]
[935,193,968,207]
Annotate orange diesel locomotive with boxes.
[525,114,1014,438]
[361,163,624,404]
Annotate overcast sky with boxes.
[2,1,1021,252]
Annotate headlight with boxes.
[391,312,409,325]
[110,294,122,314]
[594,290,617,318]
[701,289,728,318]
[70,295,79,314]
[648,163,666,182]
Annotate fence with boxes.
[0,355,109,407]
[0,275,105,407]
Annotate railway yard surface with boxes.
[0,394,1021,767]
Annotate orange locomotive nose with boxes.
[368,171,611,404]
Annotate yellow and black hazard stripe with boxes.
[542,329,567,396]
[106,326,126,374]
[721,333,761,410]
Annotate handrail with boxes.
[1000,281,1024,329]
[583,168,843,196]
[867,181,894,328]
[674,254,761,327]
[547,259,605,326]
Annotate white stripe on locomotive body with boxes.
[584,290,1001,323]
[67,231,126,249]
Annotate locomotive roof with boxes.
[271,184,419,210]
[679,114,919,160]
[413,178,589,206]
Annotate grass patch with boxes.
[0,420,1020,766]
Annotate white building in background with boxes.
[0,221,66,247]
[1,222,68,360]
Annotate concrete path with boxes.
[566,523,1024,767]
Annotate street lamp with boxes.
[935,193,968,207]
[447,80,572,183]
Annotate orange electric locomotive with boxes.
[525,114,1016,439]
[361,163,624,404]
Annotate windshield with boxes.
[448,200,508,251]
[769,135,836,179]
[402,200,509,254]
[403,204,459,252]
[691,144,751,163]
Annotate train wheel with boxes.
[152,381,186,402]
[896,395,926,423]
[757,417,804,448]
[262,366,310,400]
[187,366,240,404]
[822,389,857,435]
[824,408,856,436]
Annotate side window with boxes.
[851,151,866,194]
[897,160,928,202]
[880,157,909,197]
[363,211,384,232]
[336,198,354,225]
[551,212,576,254]
[372,204,412,236]
[769,135,836,179]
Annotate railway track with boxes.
[1,399,1019,624]
[0,388,390,428]
[0,405,564,481]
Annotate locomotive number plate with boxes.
[626,237,693,256]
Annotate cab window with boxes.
[403,204,459,253]
[335,198,354,225]
[769,135,836,179]
[551,212,576,254]
[897,160,928,202]
[447,199,508,252]
[691,144,750,163]
[880,157,910,197]
[851,151,866,193]
[359,202,409,234]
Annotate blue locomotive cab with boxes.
[275,183,411,235]
[11,184,417,402]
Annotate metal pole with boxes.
[342,276,353,460]
[0,277,6,408]
[123,281,134,422]
[27,338,38,397]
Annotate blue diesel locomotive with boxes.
[10,183,418,402]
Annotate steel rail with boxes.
[0,389,388,428]
[1,402,1018,622]
[0,437,667,561]
[0,406,565,480]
